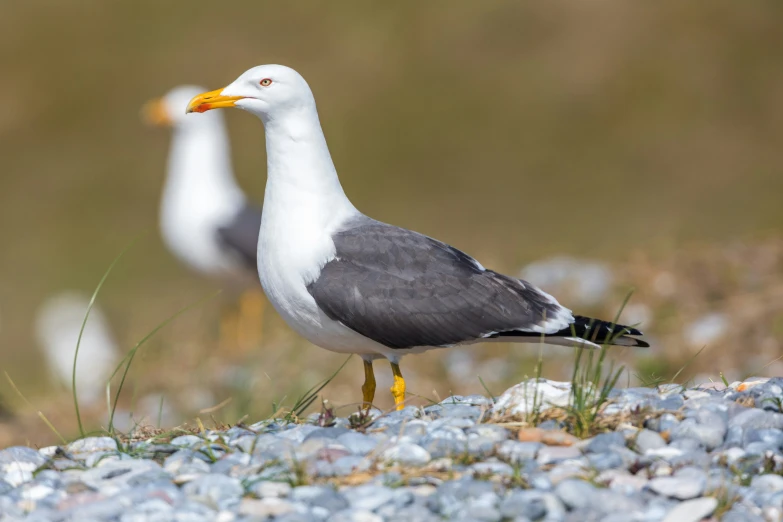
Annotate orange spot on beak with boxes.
[186,88,244,114]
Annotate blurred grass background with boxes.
[1,1,783,445]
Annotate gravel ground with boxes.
[2,377,783,521]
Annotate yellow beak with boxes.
[186,87,245,114]
[141,98,172,127]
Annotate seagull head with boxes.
[186,65,315,121]
[143,85,216,128]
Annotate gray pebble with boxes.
[555,479,596,510]
[181,474,243,510]
[587,451,624,471]
[500,490,547,520]
[382,443,431,466]
[170,435,203,447]
[292,485,349,512]
[249,480,292,498]
[647,467,706,500]
[470,461,514,477]
[635,429,666,453]
[330,508,383,522]
[331,455,371,476]
[337,432,378,456]
[80,459,171,495]
[661,497,717,522]
[537,445,581,465]
[347,484,395,511]
[671,410,727,450]
[586,432,625,454]
[496,441,541,464]
[66,437,118,459]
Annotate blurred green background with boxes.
[2,1,783,444]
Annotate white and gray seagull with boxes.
[144,86,265,348]
[186,65,649,410]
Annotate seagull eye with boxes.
[260,78,272,87]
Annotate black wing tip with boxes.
[571,315,649,347]
[618,335,650,348]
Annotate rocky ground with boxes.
[2,377,783,522]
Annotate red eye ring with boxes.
[260,78,272,87]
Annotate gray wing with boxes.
[216,203,262,270]
[306,217,568,349]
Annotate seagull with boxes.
[186,65,649,410]
[35,292,119,407]
[143,86,265,349]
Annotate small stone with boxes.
[331,456,371,476]
[547,461,589,484]
[79,459,170,496]
[587,451,624,471]
[468,424,510,442]
[66,437,118,459]
[210,452,251,475]
[239,497,298,517]
[330,509,383,522]
[751,474,783,493]
[661,497,717,522]
[182,474,243,510]
[337,432,378,456]
[744,428,783,449]
[635,429,666,453]
[730,408,783,431]
[171,435,203,447]
[518,428,579,446]
[554,479,596,510]
[440,395,494,407]
[277,425,321,443]
[38,446,59,458]
[382,443,431,467]
[586,432,625,454]
[496,441,542,464]
[249,480,292,498]
[500,490,547,520]
[469,461,514,477]
[598,469,648,494]
[304,427,351,440]
[647,467,705,500]
[733,377,770,392]
[347,485,395,512]
[492,379,573,417]
[671,411,727,450]
[0,446,48,469]
[537,445,581,465]
[292,485,349,512]
[163,450,211,476]
[0,447,49,487]
[438,404,482,420]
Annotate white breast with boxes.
[257,179,386,356]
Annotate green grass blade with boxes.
[478,376,495,404]
[73,236,142,437]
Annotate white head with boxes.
[143,85,221,129]
[186,65,316,122]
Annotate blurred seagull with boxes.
[144,86,265,350]
[35,292,119,407]
[186,65,649,410]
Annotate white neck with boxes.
[261,106,357,232]
[162,113,244,212]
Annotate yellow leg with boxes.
[237,290,265,351]
[390,362,406,411]
[361,359,376,411]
